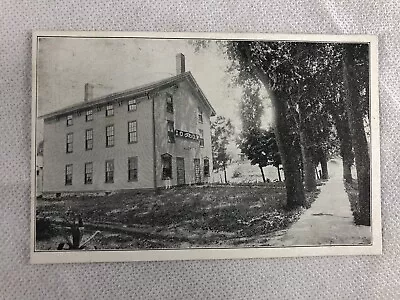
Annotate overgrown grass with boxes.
[36,183,319,250]
[344,180,361,225]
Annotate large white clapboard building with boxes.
[39,54,216,194]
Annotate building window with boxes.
[128,121,137,143]
[85,129,93,150]
[66,133,73,153]
[167,121,175,143]
[84,162,93,184]
[128,99,137,111]
[106,104,114,117]
[105,160,114,183]
[128,157,138,181]
[86,110,93,122]
[65,164,73,185]
[166,94,173,113]
[106,125,114,147]
[67,115,73,126]
[199,129,204,147]
[204,158,210,177]
[161,154,172,180]
[198,107,203,123]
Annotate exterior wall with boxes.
[154,80,213,188]
[42,96,154,193]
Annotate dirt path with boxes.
[268,160,371,247]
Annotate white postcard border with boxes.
[30,31,382,264]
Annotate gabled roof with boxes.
[39,72,216,120]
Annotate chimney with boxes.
[84,83,94,102]
[176,53,185,75]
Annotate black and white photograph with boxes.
[31,32,381,263]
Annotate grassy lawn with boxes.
[36,183,319,250]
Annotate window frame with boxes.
[105,104,114,117]
[84,162,93,185]
[85,109,93,122]
[128,99,137,112]
[66,132,73,153]
[161,153,173,180]
[128,120,138,144]
[85,129,93,150]
[66,115,73,126]
[106,125,114,147]
[166,94,174,113]
[199,129,204,147]
[105,160,114,183]
[128,156,138,182]
[65,164,73,185]
[198,107,203,123]
[204,158,210,177]
[167,120,175,143]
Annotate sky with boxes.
[36,37,273,151]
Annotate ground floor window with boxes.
[105,160,114,183]
[85,162,93,184]
[204,158,210,177]
[65,164,72,185]
[162,153,172,180]
[128,157,138,181]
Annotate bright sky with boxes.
[36,37,273,151]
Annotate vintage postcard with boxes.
[31,31,381,264]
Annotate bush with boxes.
[232,168,242,178]
[36,217,57,240]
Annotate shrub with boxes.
[36,217,57,241]
[232,168,242,178]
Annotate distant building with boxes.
[39,54,216,193]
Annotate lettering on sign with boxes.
[175,129,200,141]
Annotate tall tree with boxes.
[211,116,235,184]
[238,129,282,183]
[342,44,371,225]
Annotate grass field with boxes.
[36,183,319,250]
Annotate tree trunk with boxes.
[270,91,306,208]
[298,101,317,192]
[320,151,329,180]
[223,164,228,184]
[343,46,371,226]
[331,110,354,183]
[249,63,305,208]
[299,129,317,192]
[259,165,266,183]
[276,166,282,182]
[315,167,320,180]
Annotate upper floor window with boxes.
[128,99,137,112]
[106,125,114,147]
[66,133,73,153]
[84,162,93,184]
[161,153,172,180]
[67,115,73,126]
[85,129,93,150]
[65,164,73,185]
[105,160,114,183]
[198,107,203,123]
[128,121,137,143]
[106,104,114,117]
[199,129,204,147]
[86,110,93,122]
[128,157,138,181]
[167,121,175,143]
[204,159,210,177]
[166,94,173,113]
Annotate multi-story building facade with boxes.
[40,54,216,193]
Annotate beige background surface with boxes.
[0,1,398,299]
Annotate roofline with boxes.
[39,72,216,120]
